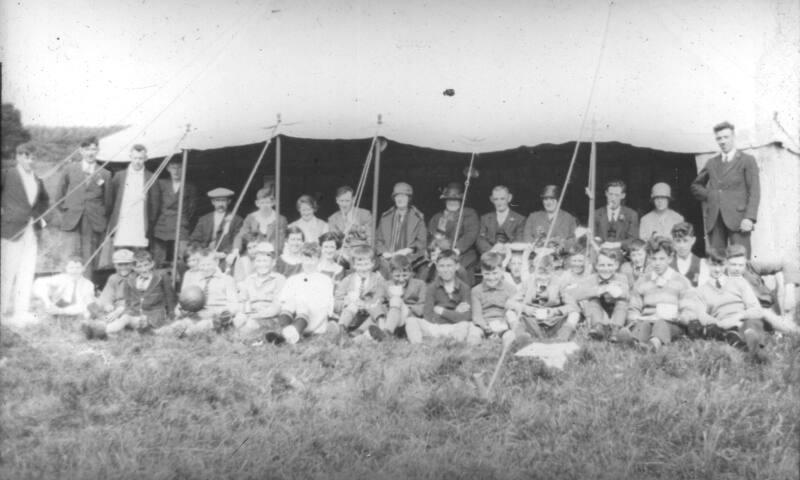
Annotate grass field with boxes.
[1,322,798,480]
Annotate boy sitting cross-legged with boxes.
[570,248,630,341]
[405,249,483,345]
[378,255,426,339]
[156,248,239,337]
[234,242,286,337]
[32,256,96,325]
[505,252,581,341]
[334,245,388,341]
[627,236,697,351]
[693,248,767,352]
[95,249,136,321]
[471,251,518,339]
[83,250,176,339]
[265,242,335,345]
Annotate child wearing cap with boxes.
[317,231,346,284]
[266,242,335,344]
[97,249,136,317]
[234,242,286,336]
[232,185,288,262]
[571,248,630,341]
[639,183,685,240]
[189,187,244,259]
[627,236,696,351]
[32,256,97,324]
[471,251,518,338]
[334,245,388,339]
[405,250,482,344]
[375,182,427,276]
[670,222,709,287]
[379,255,427,338]
[275,226,305,277]
[691,248,767,352]
[724,244,800,334]
[506,251,581,341]
[83,250,176,338]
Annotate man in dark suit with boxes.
[476,185,525,253]
[1,144,50,320]
[691,121,760,257]
[56,136,113,270]
[190,188,244,256]
[375,182,427,274]
[523,184,578,245]
[594,179,639,246]
[152,157,197,265]
[106,144,160,250]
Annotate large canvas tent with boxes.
[93,0,799,264]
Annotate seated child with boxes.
[266,242,335,344]
[32,256,96,324]
[379,255,427,338]
[693,248,767,352]
[502,243,533,288]
[317,231,346,283]
[406,250,482,344]
[506,252,580,341]
[724,244,800,334]
[670,222,709,287]
[571,248,630,341]
[419,235,472,285]
[471,251,518,338]
[84,250,176,338]
[232,233,265,283]
[627,236,696,351]
[156,248,239,337]
[96,249,135,319]
[274,225,305,277]
[334,245,388,340]
[619,239,648,287]
[234,242,286,336]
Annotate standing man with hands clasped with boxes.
[691,122,760,258]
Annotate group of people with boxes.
[2,121,798,354]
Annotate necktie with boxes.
[715,278,723,289]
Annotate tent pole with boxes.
[587,138,597,260]
[172,147,189,288]
[275,125,282,251]
[371,115,382,246]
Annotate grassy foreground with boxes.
[1,322,798,480]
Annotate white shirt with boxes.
[675,254,710,286]
[114,166,148,247]
[213,211,226,235]
[172,180,181,194]
[496,209,509,226]
[16,164,38,206]
[607,207,621,223]
[278,271,334,334]
[82,161,96,175]
[721,149,737,163]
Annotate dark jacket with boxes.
[190,212,244,254]
[56,162,113,232]
[123,270,177,327]
[428,208,480,269]
[691,150,761,232]
[375,206,426,264]
[1,166,49,239]
[594,205,639,244]
[153,178,198,241]
[476,209,525,253]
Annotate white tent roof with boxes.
[95,0,799,160]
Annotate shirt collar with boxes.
[722,149,737,161]
[16,163,34,178]
[650,268,674,283]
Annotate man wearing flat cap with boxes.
[375,182,427,273]
[639,182,684,240]
[189,188,243,256]
[523,185,578,245]
[427,182,480,280]
[476,185,525,254]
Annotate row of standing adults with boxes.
[0,121,759,319]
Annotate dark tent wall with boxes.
[144,135,705,255]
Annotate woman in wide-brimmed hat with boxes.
[426,182,480,283]
[523,184,578,245]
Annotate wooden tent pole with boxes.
[275,119,282,251]
[371,115,382,245]
[172,147,189,287]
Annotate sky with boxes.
[1,0,797,154]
